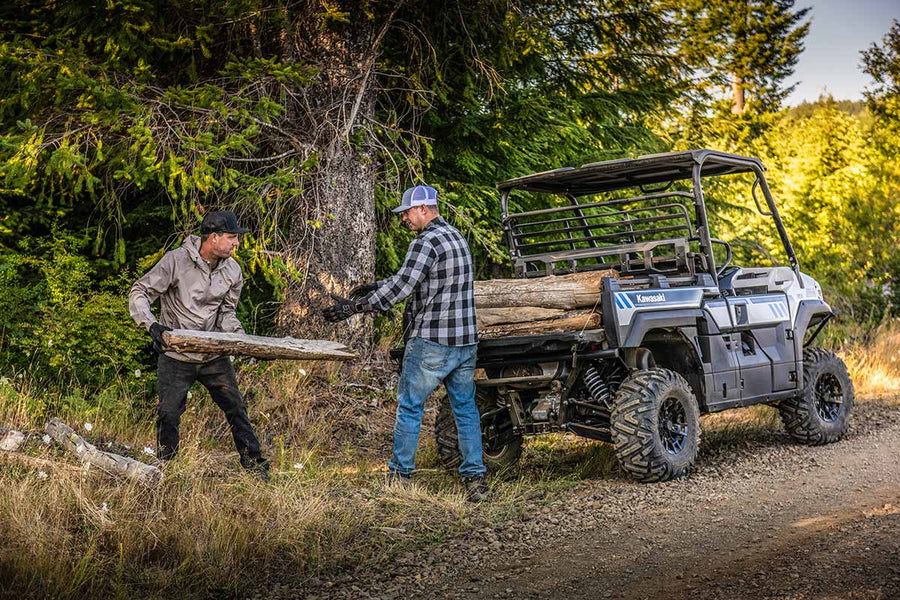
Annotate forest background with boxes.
[0,0,898,420]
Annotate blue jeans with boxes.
[389,337,486,478]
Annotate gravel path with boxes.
[289,397,900,600]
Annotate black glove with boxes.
[323,295,364,323]
[348,282,377,300]
[149,322,173,353]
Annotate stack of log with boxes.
[155,271,616,355]
[474,270,614,339]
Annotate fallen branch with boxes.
[163,330,357,361]
[45,418,162,486]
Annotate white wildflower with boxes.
[101,502,109,512]
[143,447,155,456]
[298,368,308,377]
[83,422,93,432]
[293,463,304,470]
[134,369,142,379]
[186,391,193,400]
[37,471,48,479]
[47,339,53,347]
[41,434,51,445]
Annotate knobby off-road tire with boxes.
[611,368,700,483]
[778,348,854,445]
[435,388,523,471]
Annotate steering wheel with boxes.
[711,238,732,278]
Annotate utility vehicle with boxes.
[430,149,854,482]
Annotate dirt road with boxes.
[304,398,900,600]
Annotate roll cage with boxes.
[497,149,801,288]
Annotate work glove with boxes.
[149,322,173,353]
[348,282,378,300]
[323,295,365,323]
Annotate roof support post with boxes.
[691,162,718,278]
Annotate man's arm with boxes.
[216,273,246,334]
[128,252,176,331]
[363,237,436,312]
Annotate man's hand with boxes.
[323,296,364,323]
[149,322,173,353]
[348,282,377,300]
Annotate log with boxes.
[45,418,162,486]
[478,310,602,339]
[162,330,357,361]
[477,306,567,328]
[474,270,616,310]
[0,428,26,452]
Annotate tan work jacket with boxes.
[129,235,244,363]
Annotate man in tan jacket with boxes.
[129,211,268,479]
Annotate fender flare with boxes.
[622,309,706,348]
[793,299,833,344]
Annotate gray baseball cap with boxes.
[392,185,438,213]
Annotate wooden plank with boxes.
[474,270,616,310]
[46,418,162,486]
[162,330,357,361]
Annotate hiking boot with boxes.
[240,455,270,482]
[463,475,489,503]
[386,470,412,487]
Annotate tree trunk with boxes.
[278,146,377,349]
[732,74,745,114]
[275,5,386,352]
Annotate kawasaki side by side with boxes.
[432,149,854,483]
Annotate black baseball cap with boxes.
[200,211,249,234]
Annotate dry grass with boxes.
[839,322,900,399]
[0,359,533,599]
[2,325,898,598]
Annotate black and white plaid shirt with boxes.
[364,217,478,346]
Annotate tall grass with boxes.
[839,322,900,398]
[2,324,899,598]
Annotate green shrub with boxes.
[0,237,154,397]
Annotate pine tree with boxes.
[675,0,810,115]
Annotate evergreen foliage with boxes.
[0,1,897,392]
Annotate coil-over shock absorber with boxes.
[582,361,627,412]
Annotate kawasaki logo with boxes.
[636,293,666,303]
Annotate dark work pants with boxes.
[156,354,265,468]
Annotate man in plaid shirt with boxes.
[324,185,488,501]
